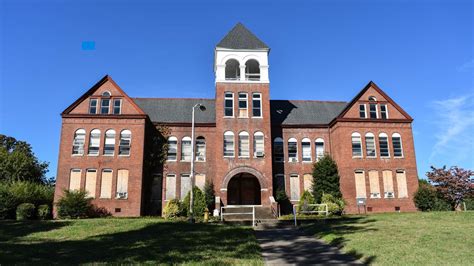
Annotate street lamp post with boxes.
[189,103,206,223]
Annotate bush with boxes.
[88,206,112,218]
[56,190,92,219]
[0,181,54,219]
[0,183,16,219]
[275,189,288,204]
[432,196,452,211]
[16,203,36,220]
[464,197,474,210]
[163,199,182,220]
[414,183,437,211]
[297,190,316,213]
[312,154,342,202]
[183,187,207,219]
[203,181,215,211]
[37,204,51,220]
[321,193,345,215]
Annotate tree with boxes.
[426,166,473,210]
[312,154,342,202]
[0,135,49,183]
[203,181,215,211]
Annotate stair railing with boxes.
[220,205,256,227]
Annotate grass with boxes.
[301,211,474,265]
[0,218,262,265]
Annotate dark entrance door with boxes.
[227,173,261,205]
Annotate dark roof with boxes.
[216,23,269,50]
[270,100,348,125]
[132,98,216,124]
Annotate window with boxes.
[369,170,381,198]
[224,92,234,117]
[223,131,235,157]
[396,170,408,198]
[118,130,131,156]
[101,99,110,114]
[288,138,298,162]
[365,133,376,158]
[303,174,313,192]
[369,103,378,119]
[290,174,300,200]
[104,129,116,156]
[254,131,264,157]
[116,169,129,199]
[315,138,324,161]
[113,99,122,115]
[89,99,98,114]
[238,131,250,158]
[392,133,403,157]
[245,59,260,81]
[180,173,191,199]
[196,136,206,161]
[382,170,395,198]
[195,174,206,190]
[354,170,366,198]
[379,133,390,158]
[225,59,240,80]
[167,136,177,161]
[88,129,100,155]
[274,137,284,162]
[368,96,377,101]
[165,174,176,200]
[69,169,81,191]
[380,104,388,119]
[302,138,311,162]
[72,129,86,155]
[252,93,262,117]
[275,174,285,192]
[181,137,192,161]
[102,91,111,97]
[359,104,366,118]
[85,169,97,198]
[351,132,362,157]
[238,93,248,118]
[100,169,113,199]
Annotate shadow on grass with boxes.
[0,220,71,241]
[299,216,377,264]
[0,221,261,265]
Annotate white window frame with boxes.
[274,137,284,162]
[167,136,178,161]
[196,136,206,162]
[238,92,248,118]
[103,129,116,156]
[88,129,101,156]
[392,133,404,158]
[181,136,192,162]
[379,133,390,158]
[72,129,86,156]
[315,138,325,161]
[380,104,389,119]
[224,92,234,118]
[288,138,298,162]
[238,131,250,158]
[101,98,110,114]
[223,131,235,157]
[253,131,265,158]
[89,99,98,114]
[369,103,378,119]
[301,138,312,162]
[351,132,363,158]
[118,130,131,156]
[252,93,262,118]
[365,132,377,158]
[113,99,122,115]
[359,104,367,118]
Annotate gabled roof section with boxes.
[336,81,413,121]
[271,100,348,126]
[62,75,145,116]
[216,23,269,50]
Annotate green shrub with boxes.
[56,190,92,219]
[464,197,474,210]
[432,196,452,211]
[321,193,345,215]
[312,154,342,202]
[37,204,51,220]
[414,183,437,211]
[0,181,54,219]
[16,203,36,220]
[297,190,316,213]
[203,181,215,211]
[183,187,207,219]
[0,183,16,219]
[275,189,288,204]
[163,199,182,220]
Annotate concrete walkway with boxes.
[255,228,361,265]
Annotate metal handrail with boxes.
[292,203,329,227]
[220,205,256,227]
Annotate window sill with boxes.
[166,160,177,162]
[302,160,312,163]
[88,154,100,157]
[394,156,404,159]
[252,117,263,119]
[118,155,131,157]
[238,116,249,119]
[352,156,363,159]
[72,154,84,157]
[238,156,250,159]
[103,154,115,157]
[223,156,235,158]
[99,197,111,200]
[366,156,377,159]
[223,116,234,119]
[196,160,206,162]
[115,197,128,200]
[380,156,391,159]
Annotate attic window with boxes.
[368,96,377,102]
[102,91,111,97]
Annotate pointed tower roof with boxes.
[216,23,269,50]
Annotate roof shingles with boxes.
[216,23,269,50]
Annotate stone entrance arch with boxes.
[221,166,267,190]
[227,173,261,205]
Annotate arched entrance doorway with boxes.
[227,173,261,205]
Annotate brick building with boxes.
[54,23,419,217]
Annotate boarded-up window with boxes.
[195,174,206,190]
[69,169,81,191]
[355,171,366,198]
[368,171,381,198]
[85,169,97,198]
[290,174,300,201]
[303,174,313,192]
[116,169,129,199]
[396,170,408,198]
[165,174,176,200]
[100,169,113,198]
[383,170,395,198]
[180,174,191,199]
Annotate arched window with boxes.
[225,59,240,80]
[315,138,325,161]
[181,137,192,161]
[245,59,260,81]
[365,133,376,158]
[196,136,206,161]
[223,131,235,157]
[88,129,101,155]
[351,132,362,157]
[392,133,403,157]
[167,136,178,161]
[274,137,284,162]
[239,131,250,158]
[102,91,111,97]
[104,129,116,156]
[288,138,298,162]
[368,96,377,102]
[302,138,311,162]
[379,133,390,158]
[72,129,86,155]
[119,130,131,156]
[254,131,264,157]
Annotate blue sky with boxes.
[0,0,472,179]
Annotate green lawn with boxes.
[301,212,474,265]
[0,218,262,265]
